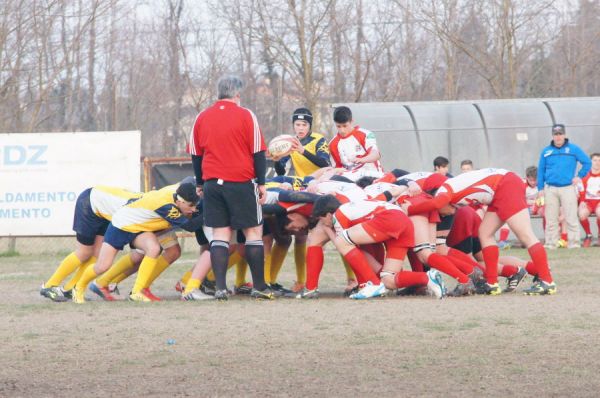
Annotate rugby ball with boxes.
[268,134,295,159]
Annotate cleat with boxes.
[250,288,275,300]
[468,267,486,286]
[89,282,116,301]
[290,281,305,293]
[583,235,593,248]
[141,288,161,302]
[61,288,73,300]
[482,282,502,296]
[426,269,446,299]
[344,278,358,295]
[504,267,527,293]
[396,286,428,296]
[182,289,215,301]
[349,281,387,300]
[448,280,475,297]
[175,281,185,293]
[498,240,511,250]
[108,284,120,295]
[72,287,86,304]
[200,279,216,296]
[270,283,293,297]
[344,285,360,297]
[39,284,68,302]
[295,288,319,299]
[128,291,152,302]
[234,282,253,295]
[214,289,229,301]
[557,238,567,248]
[523,280,557,296]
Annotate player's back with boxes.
[90,186,142,221]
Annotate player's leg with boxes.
[478,210,504,294]
[128,232,163,301]
[298,221,330,298]
[544,187,560,248]
[595,203,600,244]
[292,234,307,292]
[73,241,121,303]
[579,202,593,247]
[182,250,215,301]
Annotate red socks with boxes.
[482,245,499,284]
[525,261,537,276]
[343,248,380,284]
[499,227,510,241]
[394,270,428,288]
[528,243,553,283]
[427,253,469,283]
[306,246,324,290]
[581,219,592,235]
[500,264,519,278]
[407,250,424,272]
[560,232,567,241]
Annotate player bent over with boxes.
[71,183,199,303]
[40,186,142,302]
[309,195,446,300]
[406,168,556,295]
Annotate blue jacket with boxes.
[537,139,591,190]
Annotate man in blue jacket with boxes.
[537,124,591,249]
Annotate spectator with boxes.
[433,156,452,177]
[537,124,591,249]
[460,159,474,173]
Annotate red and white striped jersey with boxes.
[363,182,398,201]
[525,184,538,205]
[580,171,600,201]
[333,200,402,233]
[329,127,383,174]
[315,180,367,204]
[437,168,509,207]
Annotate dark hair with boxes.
[333,106,352,124]
[311,195,341,218]
[433,156,449,168]
[391,169,410,178]
[460,159,473,167]
[292,107,313,127]
[525,166,537,178]
[176,182,200,204]
[355,176,377,189]
[590,153,600,159]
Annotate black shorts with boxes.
[203,179,263,230]
[73,188,110,245]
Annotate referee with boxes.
[188,75,273,300]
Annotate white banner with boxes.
[0,131,141,236]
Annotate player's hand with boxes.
[258,185,267,205]
[572,176,582,186]
[291,138,305,154]
[196,185,204,198]
[407,181,422,196]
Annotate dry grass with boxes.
[1,247,600,397]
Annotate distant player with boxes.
[460,160,474,173]
[433,156,451,176]
[579,153,600,247]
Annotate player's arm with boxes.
[406,194,451,215]
[537,152,546,193]
[155,203,190,228]
[274,156,289,176]
[299,137,330,168]
[355,147,380,164]
[575,146,592,181]
[191,155,204,188]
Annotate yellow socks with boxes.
[110,272,130,285]
[235,259,248,287]
[181,270,192,285]
[144,255,171,288]
[343,257,356,281]
[206,251,241,281]
[45,252,82,287]
[63,256,96,291]
[75,265,98,293]
[270,244,289,283]
[183,278,201,295]
[132,256,158,294]
[294,243,307,285]
[96,255,135,288]
[264,254,273,284]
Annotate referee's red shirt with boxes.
[188,100,266,182]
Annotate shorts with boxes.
[582,199,600,213]
[361,210,414,259]
[201,226,243,245]
[405,193,441,224]
[103,224,140,250]
[156,229,178,249]
[73,188,110,245]
[487,172,528,221]
[446,206,481,247]
[203,179,262,229]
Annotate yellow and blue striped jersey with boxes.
[265,175,313,191]
[90,186,142,221]
[110,184,190,233]
[277,133,329,177]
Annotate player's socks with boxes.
[263,254,273,285]
[110,272,130,284]
[206,250,242,282]
[306,246,324,290]
[445,255,474,275]
[525,261,537,276]
[45,252,83,287]
[245,240,267,291]
[343,248,380,284]
[394,270,428,288]
[342,258,356,282]
[407,250,424,272]
[63,257,96,291]
[270,243,289,282]
[560,232,568,241]
[96,255,135,288]
[528,243,552,283]
[75,265,99,293]
[181,270,192,285]
[183,278,201,295]
[210,240,229,290]
[144,255,171,288]
[482,245,500,284]
[294,243,307,285]
[499,227,510,242]
[500,264,519,278]
[427,253,469,283]
[235,259,248,287]
[596,217,600,235]
[447,248,480,269]
[581,219,592,235]
[131,256,159,294]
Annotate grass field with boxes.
[2,247,600,397]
